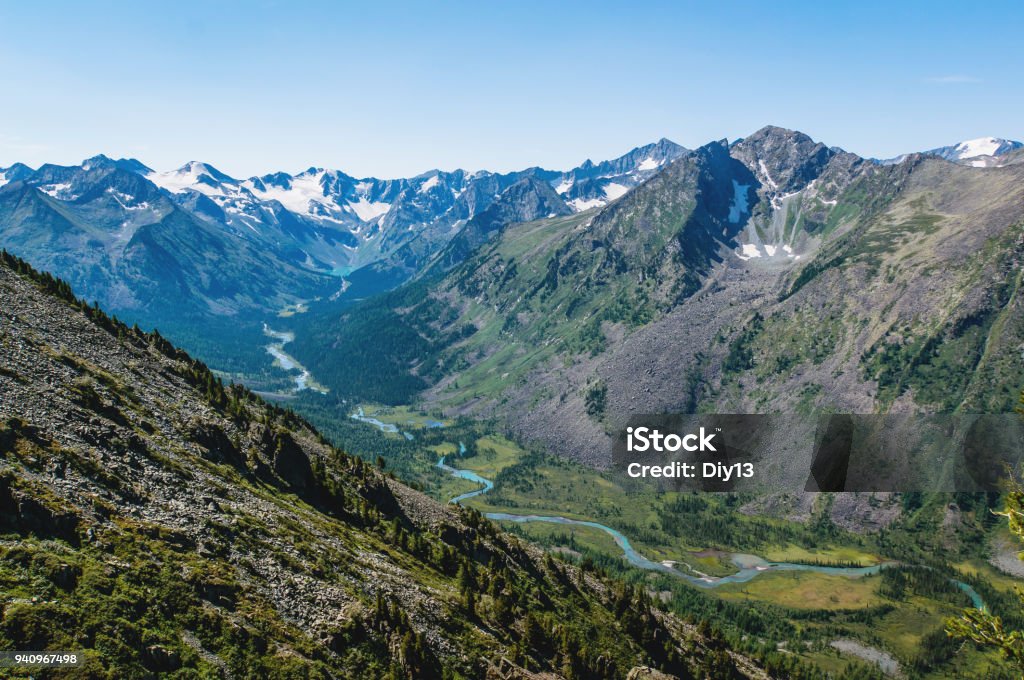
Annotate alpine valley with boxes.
[3,127,1024,679]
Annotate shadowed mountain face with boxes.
[427,176,574,275]
[290,127,1024,466]
[0,251,768,679]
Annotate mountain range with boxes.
[4,133,1015,349]
[878,136,1024,168]
[0,140,682,313]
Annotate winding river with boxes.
[263,324,320,392]
[351,407,416,440]
[436,453,986,606]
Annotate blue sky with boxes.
[1,0,1021,178]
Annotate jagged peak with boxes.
[174,161,237,183]
[79,155,153,175]
[744,124,813,141]
[694,138,731,156]
[82,153,113,167]
[0,162,36,178]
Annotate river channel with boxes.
[435,451,986,606]
[263,324,321,393]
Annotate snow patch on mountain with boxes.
[736,243,762,261]
[106,188,150,211]
[637,157,661,171]
[346,197,391,221]
[758,160,778,190]
[955,137,1005,159]
[418,175,440,193]
[568,197,606,211]
[603,182,629,201]
[40,183,75,200]
[247,171,333,213]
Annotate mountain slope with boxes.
[291,139,689,303]
[424,176,574,276]
[0,250,766,678]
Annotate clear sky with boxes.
[1,0,1021,179]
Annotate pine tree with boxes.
[946,389,1024,669]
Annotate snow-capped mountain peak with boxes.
[0,163,36,189]
[552,138,687,212]
[875,136,1023,168]
[244,168,336,214]
[147,161,239,195]
[953,137,1019,159]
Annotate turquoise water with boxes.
[437,455,494,504]
[484,512,893,589]
[263,324,318,392]
[955,580,986,610]
[351,408,448,440]
[351,408,398,433]
[437,455,987,607]
[350,408,415,440]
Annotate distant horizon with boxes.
[3,126,1021,181]
[1,1,1022,178]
